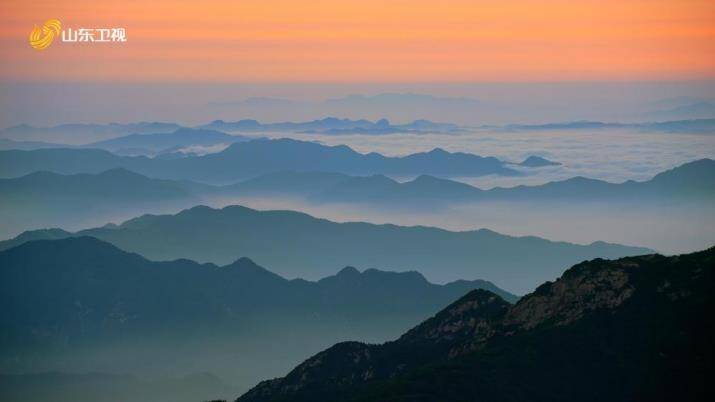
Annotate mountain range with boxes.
[221,158,714,206]
[0,117,460,145]
[515,155,561,167]
[0,236,515,395]
[199,117,461,134]
[3,158,710,208]
[503,118,715,134]
[84,128,255,155]
[0,236,516,344]
[206,93,715,125]
[0,168,194,202]
[217,93,482,125]
[1,159,710,242]
[0,168,199,239]
[3,116,712,148]
[0,138,518,183]
[0,205,652,294]
[236,246,715,402]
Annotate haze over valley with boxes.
[1,12,714,399]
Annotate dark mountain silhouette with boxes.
[199,117,460,134]
[485,158,715,201]
[399,118,460,132]
[0,169,199,239]
[308,173,479,205]
[222,158,715,206]
[0,168,192,201]
[3,117,711,146]
[0,148,152,179]
[0,138,518,183]
[1,116,459,144]
[0,236,516,343]
[173,140,516,181]
[200,117,377,132]
[517,155,561,167]
[0,236,515,396]
[0,206,651,294]
[205,93,486,124]
[1,159,709,240]
[85,128,254,154]
[237,246,715,402]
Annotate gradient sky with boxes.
[1,0,714,83]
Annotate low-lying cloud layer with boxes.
[268,128,715,188]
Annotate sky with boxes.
[0,1,714,126]
[1,0,714,83]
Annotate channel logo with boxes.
[28,19,61,50]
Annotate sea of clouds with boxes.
[265,128,715,188]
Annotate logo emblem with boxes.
[29,19,61,50]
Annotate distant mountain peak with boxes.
[9,235,132,260]
[411,174,445,183]
[224,257,286,280]
[362,268,429,283]
[518,155,561,167]
[231,256,260,267]
[427,147,449,155]
[336,266,360,276]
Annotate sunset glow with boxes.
[1,0,714,82]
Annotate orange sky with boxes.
[1,0,714,82]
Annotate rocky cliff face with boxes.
[503,258,636,330]
[237,247,715,402]
[239,290,511,401]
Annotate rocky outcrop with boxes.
[237,247,715,402]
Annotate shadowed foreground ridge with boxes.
[237,247,715,402]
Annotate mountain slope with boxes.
[237,246,715,402]
[0,205,652,294]
[0,236,516,342]
[0,168,193,201]
[0,236,514,394]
